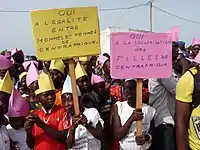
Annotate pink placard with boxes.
[110,32,172,79]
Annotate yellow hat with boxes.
[75,61,87,80]
[19,72,27,81]
[49,59,65,74]
[35,71,55,95]
[79,57,88,62]
[0,71,13,94]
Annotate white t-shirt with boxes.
[7,124,30,150]
[0,125,10,150]
[116,102,155,150]
[70,108,104,150]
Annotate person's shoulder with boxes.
[180,67,197,80]
[85,107,98,114]
[142,104,156,114]
[54,105,65,113]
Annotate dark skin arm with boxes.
[136,118,155,146]
[34,115,68,143]
[24,115,35,148]
[113,105,143,141]
[67,116,82,148]
[176,100,191,150]
[26,133,35,149]
[82,115,104,140]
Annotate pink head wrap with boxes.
[97,55,109,68]
[23,60,39,71]
[26,62,39,87]
[166,26,180,42]
[0,55,13,69]
[7,88,30,117]
[192,38,200,46]
[91,74,104,85]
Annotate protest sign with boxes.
[110,32,172,79]
[31,6,100,60]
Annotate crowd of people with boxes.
[0,36,200,150]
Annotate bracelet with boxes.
[146,134,152,142]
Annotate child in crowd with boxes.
[24,71,67,150]
[61,75,104,150]
[7,88,30,150]
[113,79,155,150]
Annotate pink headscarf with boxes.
[192,38,200,46]
[7,88,29,117]
[0,55,13,69]
[91,74,104,85]
[26,62,39,87]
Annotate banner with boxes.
[31,6,100,60]
[110,32,172,79]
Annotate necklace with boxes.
[43,116,51,124]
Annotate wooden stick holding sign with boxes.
[136,79,143,136]
[68,58,80,115]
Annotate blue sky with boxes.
[0,0,200,54]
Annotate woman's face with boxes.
[61,93,74,114]
[191,45,200,58]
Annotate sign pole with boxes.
[136,79,143,136]
[68,58,80,115]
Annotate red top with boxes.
[32,106,66,150]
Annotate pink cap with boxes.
[7,88,29,117]
[0,55,13,69]
[97,55,109,68]
[91,74,104,85]
[23,60,39,71]
[192,38,200,46]
[166,26,180,42]
[26,62,39,86]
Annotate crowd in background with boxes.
[0,36,200,150]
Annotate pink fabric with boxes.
[91,74,104,85]
[23,60,39,71]
[0,55,13,69]
[192,38,200,46]
[26,62,39,86]
[97,55,109,68]
[166,26,180,42]
[4,51,11,58]
[7,88,29,117]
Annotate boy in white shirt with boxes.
[113,79,155,150]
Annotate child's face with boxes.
[38,90,56,110]
[61,93,74,114]
[93,82,105,95]
[77,76,90,93]
[0,92,10,114]
[49,69,64,89]
[9,117,26,130]
[123,80,136,103]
